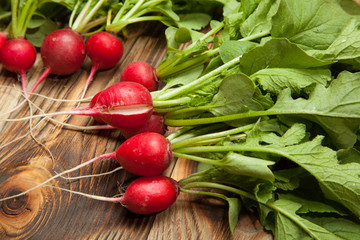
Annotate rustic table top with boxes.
[0,22,272,240]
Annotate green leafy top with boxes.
[176,121,360,239]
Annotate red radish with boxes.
[57,175,179,214]
[61,81,153,129]
[59,132,173,177]
[0,32,7,50]
[120,61,159,91]
[2,81,153,130]
[86,31,123,70]
[76,31,123,101]
[117,175,179,214]
[29,28,86,94]
[115,132,173,176]
[0,133,175,205]
[89,81,153,129]
[0,38,36,94]
[1,175,179,215]
[120,113,167,139]
[89,90,106,124]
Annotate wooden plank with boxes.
[0,22,272,239]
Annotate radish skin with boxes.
[115,132,173,176]
[0,38,36,94]
[29,28,86,94]
[86,31,123,70]
[86,81,153,129]
[118,176,179,214]
[120,113,166,139]
[81,31,123,99]
[120,61,159,92]
[0,32,7,50]
[88,90,106,123]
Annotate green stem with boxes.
[106,8,112,26]
[106,15,169,33]
[80,16,107,34]
[170,123,255,149]
[154,56,242,101]
[166,126,197,142]
[160,106,207,119]
[69,0,81,27]
[11,0,19,37]
[180,188,228,200]
[111,0,128,23]
[0,12,11,21]
[141,0,167,9]
[75,0,107,33]
[156,22,224,76]
[154,105,186,113]
[153,96,191,108]
[19,0,37,37]
[155,52,183,76]
[162,105,210,118]
[165,105,359,126]
[169,123,228,145]
[121,0,146,21]
[157,22,224,76]
[165,110,273,126]
[164,105,212,119]
[180,21,224,54]
[177,173,205,186]
[173,152,224,165]
[156,51,215,79]
[191,133,246,146]
[241,30,271,42]
[71,0,93,31]
[17,0,34,37]
[126,7,152,20]
[174,145,286,157]
[181,181,256,201]
[82,26,105,37]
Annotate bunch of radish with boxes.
[0,39,179,210]
[0,46,179,213]
[0,130,179,214]
[0,0,219,217]
[31,30,123,97]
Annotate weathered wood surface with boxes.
[0,22,272,240]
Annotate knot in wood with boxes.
[1,189,29,216]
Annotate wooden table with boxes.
[0,22,272,240]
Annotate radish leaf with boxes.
[240,38,332,76]
[219,40,258,63]
[305,217,360,240]
[270,71,360,148]
[240,0,280,39]
[307,18,360,67]
[226,197,242,235]
[250,68,331,95]
[271,0,351,50]
[218,152,275,181]
[269,199,343,240]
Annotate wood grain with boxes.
[0,22,272,240]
